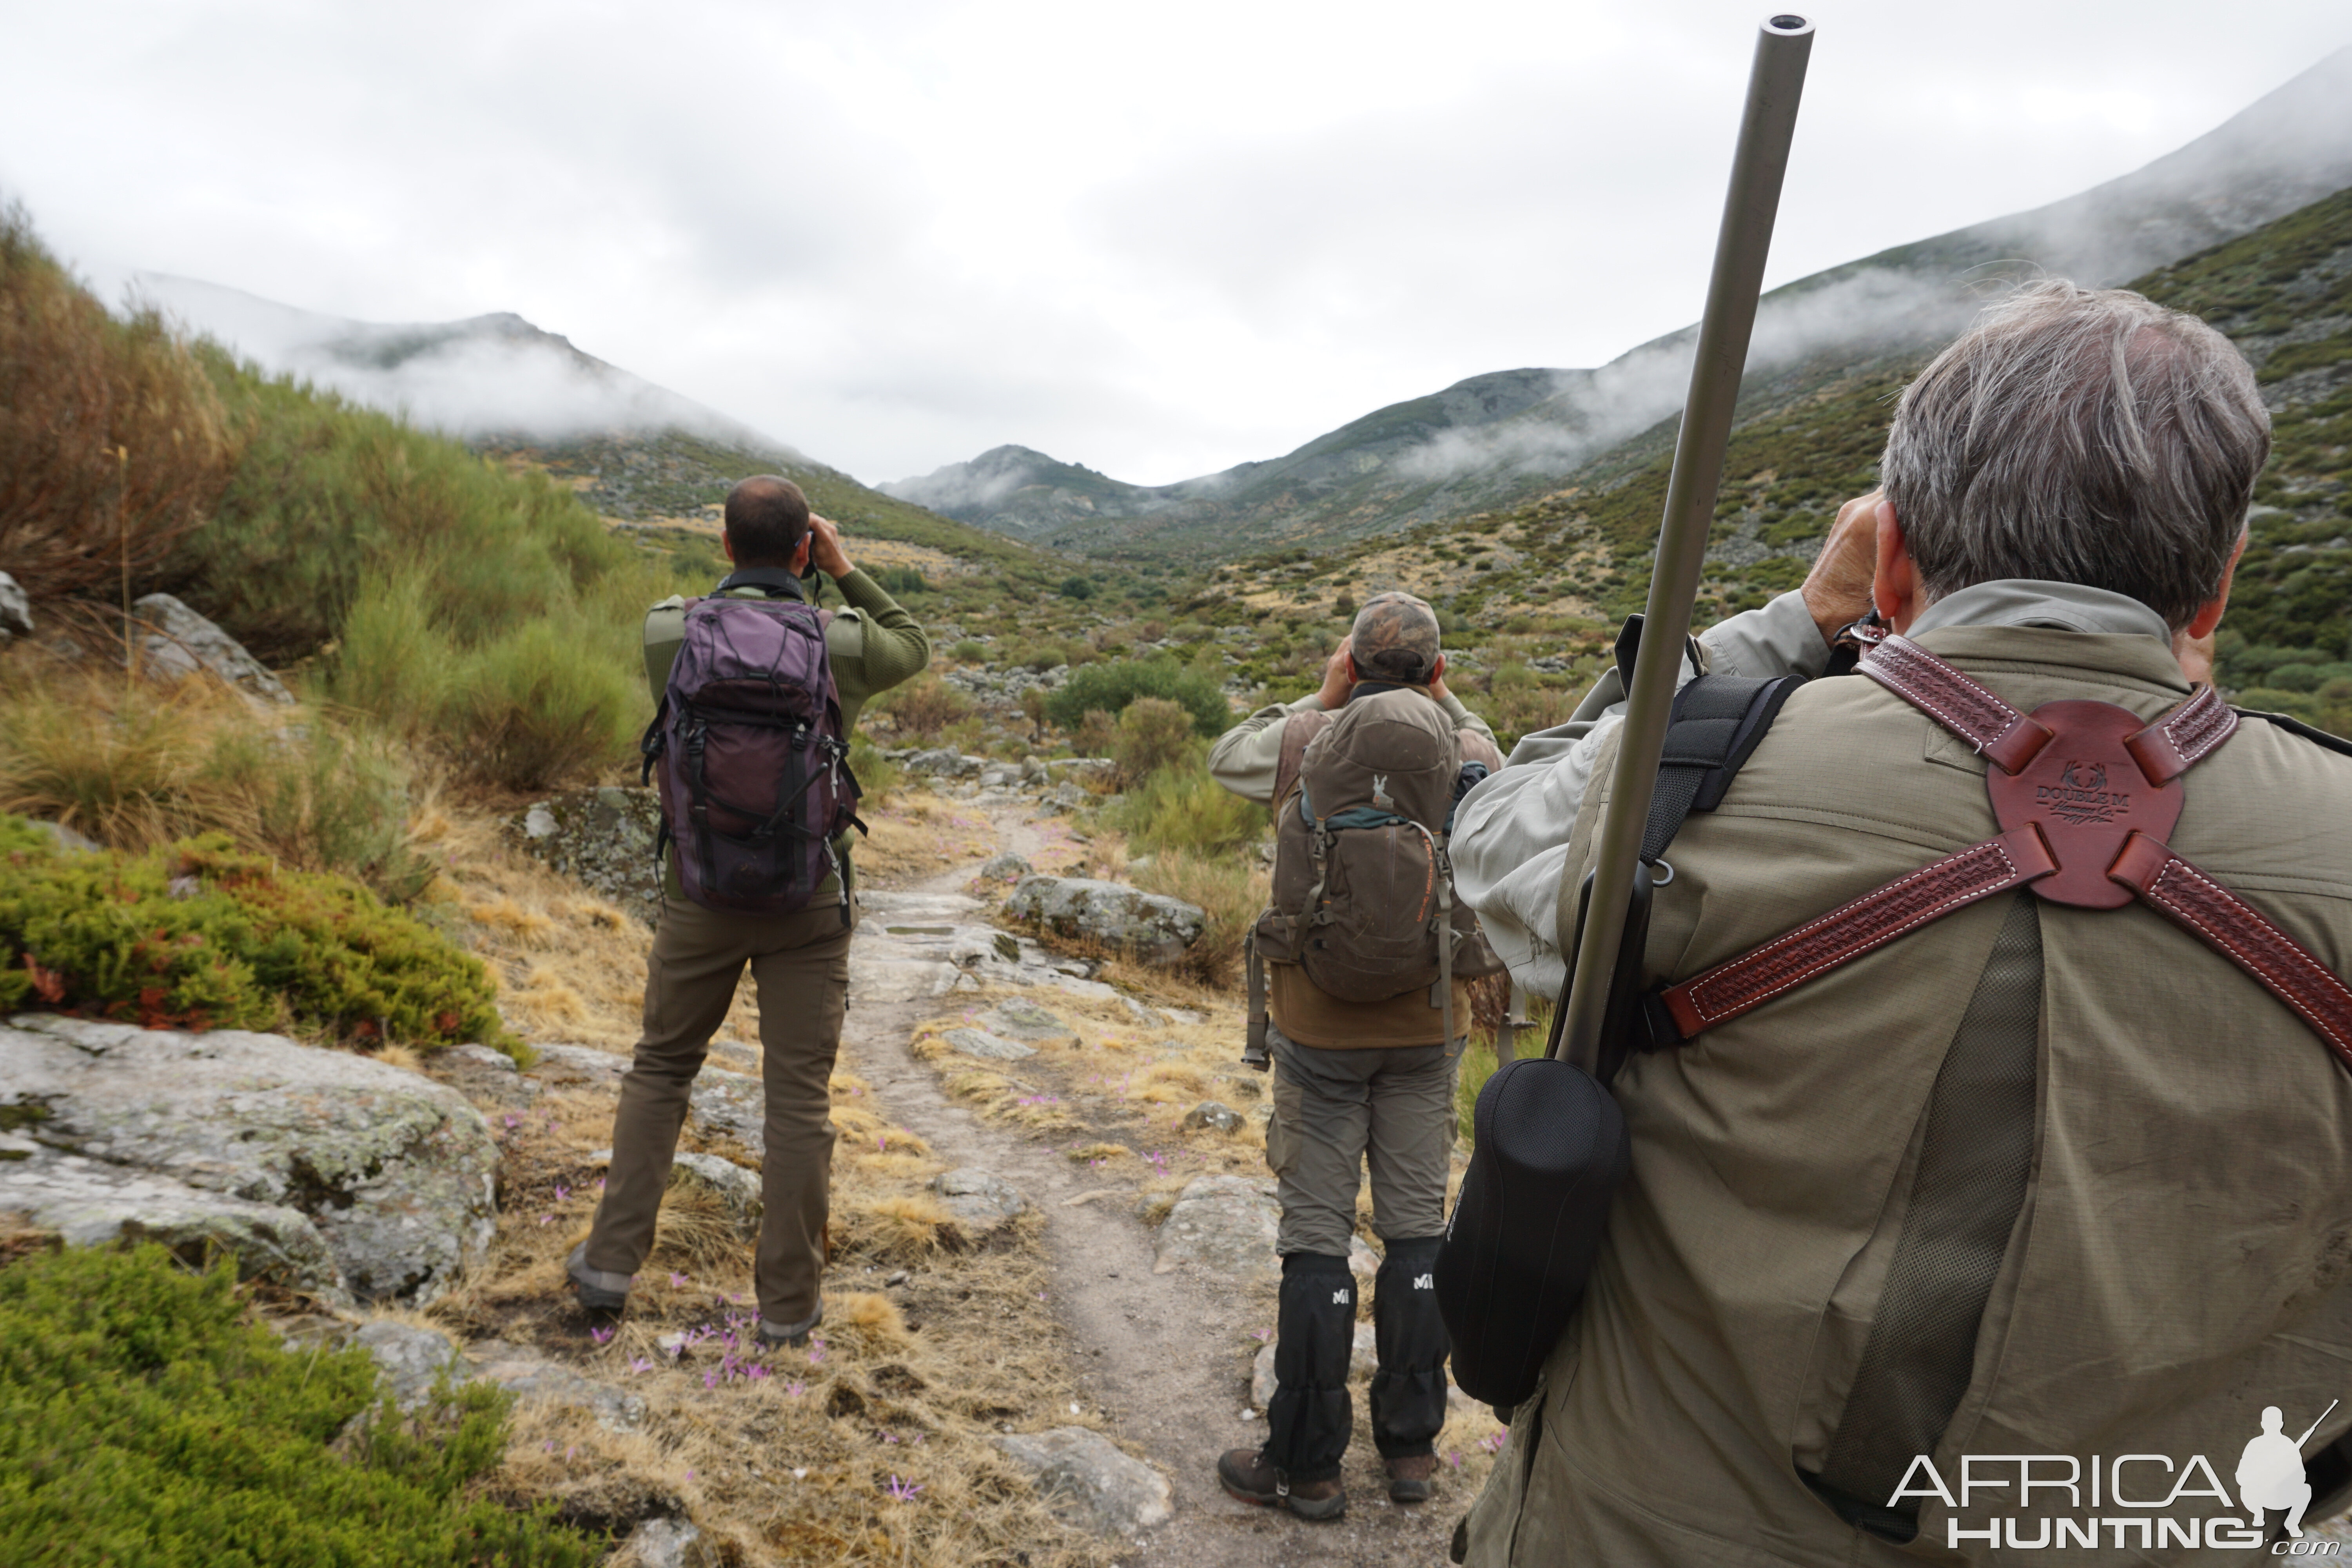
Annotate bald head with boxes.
[1350,591,1442,684]
[724,475,812,567]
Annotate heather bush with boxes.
[873,675,974,741]
[1043,656,1231,737]
[0,826,514,1053]
[1131,850,1267,989]
[0,1245,593,1567]
[1110,697,1198,786]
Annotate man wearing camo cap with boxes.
[1204,591,1503,1519]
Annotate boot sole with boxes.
[1218,1477,1346,1521]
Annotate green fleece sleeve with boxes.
[824,568,931,731]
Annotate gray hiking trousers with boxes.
[1265,1022,1463,1257]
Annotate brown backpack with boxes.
[1249,688,1503,1048]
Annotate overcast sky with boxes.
[2,0,2345,488]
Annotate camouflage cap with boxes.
[1350,591,1442,684]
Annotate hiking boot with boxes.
[565,1242,628,1315]
[1216,1448,1346,1521]
[1385,1453,1439,1504]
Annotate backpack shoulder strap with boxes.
[1274,709,1333,807]
[1639,672,1806,865]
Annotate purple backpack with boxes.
[639,589,863,919]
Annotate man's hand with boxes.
[807,514,854,579]
[1316,637,1356,709]
[1801,490,1884,649]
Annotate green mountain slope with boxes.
[1198,182,2350,729]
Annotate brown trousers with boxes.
[583,894,854,1335]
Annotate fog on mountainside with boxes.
[129,273,806,460]
[891,44,2352,559]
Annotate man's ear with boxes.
[721,531,737,564]
[2184,530,2249,641]
[1872,499,1923,633]
[1430,652,1446,684]
[792,532,814,573]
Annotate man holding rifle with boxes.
[1450,283,2352,1561]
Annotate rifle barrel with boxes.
[1554,13,1816,1071]
[2298,1398,2340,1448]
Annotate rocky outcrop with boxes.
[931,1168,1028,1231]
[1003,877,1205,966]
[519,786,665,929]
[851,891,1118,1003]
[0,1014,499,1304]
[994,1426,1172,1537]
[358,1321,646,1431]
[670,1151,762,1238]
[131,593,294,706]
[1151,1175,1280,1283]
[942,1027,1035,1061]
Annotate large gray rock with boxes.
[976,851,1033,882]
[1183,1101,1242,1133]
[904,748,984,777]
[670,1151,761,1238]
[931,1168,1027,1230]
[516,786,664,929]
[0,1014,498,1303]
[994,1427,1172,1536]
[1004,877,1205,965]
[942,1027,1035,1062]
[980,998,1076,1042]
[1152,1175,1280,1283]
[617,1518,715,1568]
[0,1134,344,1301]
[686,1065,766,1156]
[129,593,293,706]
[358,1324,646,1432]
[0,572,30,640]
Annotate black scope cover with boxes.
[1434,1054,1629,1408]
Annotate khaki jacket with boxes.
[1463,622,2352,1565]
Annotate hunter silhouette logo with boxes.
[2239,1400,2337,1539]
[2038,757,2130,826]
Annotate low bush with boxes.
[1111,697,1200,786]
[873,675,973,741]
[0,671,426,900]
[848,735,901,808]
[0,826,515,1053]
[1111,762,1266,858]
[1131,850,1267,989]
[0,1244,594,1567]
[437,618,639,793]
[1042,656,1232,738]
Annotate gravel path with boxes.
[840,804,1464,1567]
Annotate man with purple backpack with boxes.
[570,475,929,1348]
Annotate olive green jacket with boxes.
[1463,618,2352,1565]
[643,567,929,897]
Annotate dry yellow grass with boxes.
[857,794,996,883]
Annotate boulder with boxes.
[994,1427,1172,1536]
[1151,1175,1280,1283]
[941,1027,1035,1062]
[23,820,100,855]
[976,851,1033,882]
[516,786,664,929]
[1038,782,1094,813]
[527,1043,630,1085]
[931,1168,1027,1230]
[357,1320,468,1409]
[1003,877,1205,965]
[905,749,984,777]
[0,573,29,640]
[1,1014,498,1304]
[980,998,1076,1042]
[669,1151,761,1237]
[1182,1101,1242,1134]
[129,593,293,706]
[617,1519,715,1568]
[686,1066,766,1156]
[0,1136,344,1301]
[358,1323,646,1432]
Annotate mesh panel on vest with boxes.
[1814,889,2043,1532]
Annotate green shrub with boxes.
[1043,657,1232,738]
[0,827,515,1054]
[848,736,901,808]
[949,638,988,662]
[1111,762,1265,859]
[1058,575,1096,600]
[873,564,930,595]
[0,1245,594,1567]
[1111,697,1200,786]
[438,619,639,793]
[873,675,973,741]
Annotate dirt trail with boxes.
[840,803,1466,1567]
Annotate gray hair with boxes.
[1879,281,2270,629]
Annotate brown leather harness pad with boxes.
[1984,699,2183,909]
